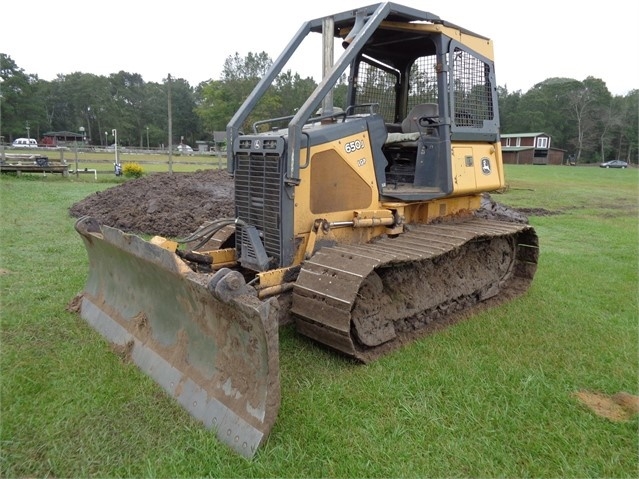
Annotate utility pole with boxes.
[0,79,4,162]
[167,73,173,174]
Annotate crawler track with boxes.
[291,217,538,362]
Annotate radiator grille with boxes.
[234,151,283,266]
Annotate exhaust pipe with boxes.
[342,9,367,48]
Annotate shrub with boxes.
[123,162,144,178]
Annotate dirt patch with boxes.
[573,390,639,422]
[478,194,560,220]
[516,207,560,217]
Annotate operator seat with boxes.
[401,103,439,134]
[385,103,439,144]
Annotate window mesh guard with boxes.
[408,56,438,111]
[353,48,495,130]
[452,48,494,128]
[354,62,398,123]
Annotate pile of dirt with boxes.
[68,170,235,238]
[68,170,533,238]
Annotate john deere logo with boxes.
[481,157,491,175]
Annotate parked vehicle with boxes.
[74,2,539,458]
[177,144,193,153]
[12,138,38,148]
[600,160,629,168]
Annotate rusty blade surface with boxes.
[75,216,280,458]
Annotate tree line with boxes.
[1,52,636,164]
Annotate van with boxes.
[12,138,38,148]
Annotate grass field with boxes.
[1,165,637,478]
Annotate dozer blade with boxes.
[74,216,280,458]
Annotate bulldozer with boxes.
[74,2,539,458]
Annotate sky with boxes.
[3,0,638,96]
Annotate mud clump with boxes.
[66,293,83,313]
[477,193,529,223]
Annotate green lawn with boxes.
[1,165,637,478]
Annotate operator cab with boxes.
[334,15,501,201]
[229,3,502,203]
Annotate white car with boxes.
[177,144,193,153]
[12,138,38,148]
